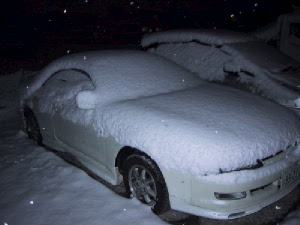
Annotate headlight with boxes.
[214,192,247,200]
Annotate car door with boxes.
[44,69,109,172]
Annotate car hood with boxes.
[99,84,300,176]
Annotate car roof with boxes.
[141,29,257,48]
[23,50,203,104]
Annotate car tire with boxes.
[24,108,43,146]
[123,153,170,215]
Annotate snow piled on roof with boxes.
[142,29,257,47]
[22,50,203,106]
[148,42,231,81]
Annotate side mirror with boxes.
[76,90,96,110]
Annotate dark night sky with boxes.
[1,0,296,28]
[0,0,298,60]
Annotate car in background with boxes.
[141,29,300,113]
[20,50,300,220]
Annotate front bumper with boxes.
[163,160,300,219]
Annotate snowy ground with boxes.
[0,70,299,225]
[0,71,167,225]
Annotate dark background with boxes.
[0,0,299,64]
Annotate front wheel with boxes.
[123,154,170,215]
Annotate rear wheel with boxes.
[123,154,170,215]
[24,109,43,146]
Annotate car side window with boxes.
[35,69,94,114]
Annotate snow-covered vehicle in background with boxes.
[20,50,300,220]
[141,29,300,113]
[252,7,300,63]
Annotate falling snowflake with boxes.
[130,1,134,5]
[276,205,281,210]
[254,3,258,7]
[67,50,70,54]
[83,56,87,60]
[29,201,34,205]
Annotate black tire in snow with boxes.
[123,153,170,215]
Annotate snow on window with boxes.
[34,69,94,125]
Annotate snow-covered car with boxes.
[20,50,300,220]
[141,29,300,113]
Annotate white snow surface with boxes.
[142,30,300,105]
[148,42,231,81]
[98,85,300,176]
[21,50,300,179]
[0,72,167,225]
[21,50,203,106]
[221,42,300,102]
[141,29,257,47]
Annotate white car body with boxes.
[20,50,300,220]
[141,29,300,113]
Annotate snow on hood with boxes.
[96,84,300,176]
[141,29,257,48]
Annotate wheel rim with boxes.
[128,165,157,205]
